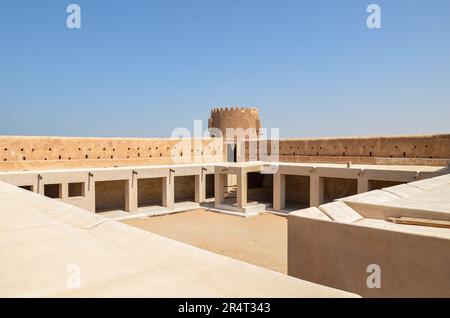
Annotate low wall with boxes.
[288,175,450,297]
[288,213,450,297]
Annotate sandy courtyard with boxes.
[122,209,287,273]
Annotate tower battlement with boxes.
[210,106,259,115]
[208,106,262,138]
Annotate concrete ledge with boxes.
[382,184,426,198]
[340,190,400,205]
[110,201,201,221]
[318,202,364,224]
[214,203,266,215]
[289,207,332,221]
[408,178,449,191]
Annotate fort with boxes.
[0,107,449,297]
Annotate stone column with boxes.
[29,175,39,194]
[310,175,324,207]
[195,173,206,203]
[214,169,226,207]
[61,183,68,200]
[86,172,96,212]
[273,173,285,211]
[37,174,44,195]
[237,171,248,208]
[162,174,174,209]
[125,177,138,213]
[357,177,369,194]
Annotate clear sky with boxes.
[0,0,449,138]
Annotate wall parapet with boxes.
[250,134,450,166]
[0,136,223,171]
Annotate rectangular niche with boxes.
[285,175,310,209]
[174,175,195,203]
[69,182,85,197]
[44,184,62,199]
[95,180,126,212]
[137,178,163,208]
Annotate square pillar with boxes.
[214,170,226,207]
[358,177,369,193]
[61,183,68,199]
[37,174,44,195]
[162,175,174,209]
[273,173,285,211]
[125,178,137,213]
[86,173,96,212]
[310,175,324,207]
[86,180,96,212]
[237,172,248,208]
[195,173,206,203]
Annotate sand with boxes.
[122,209,287,273]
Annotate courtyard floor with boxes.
[122,209,288,273]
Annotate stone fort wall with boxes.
[1,133,449,172]
[246,134,450,166]
[0,136,223,171]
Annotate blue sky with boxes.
[0,0,449,138]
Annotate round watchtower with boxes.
[208,107,262,139]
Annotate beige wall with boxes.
[280,174,413,208]
[2,134,450,172]
[368,179,403,191]
[288,214,450,297]
[279,176,358,207]
[245,173,273,203]
[95,180,127,212]
[285,175,310,204]
[137,178,163,207]
[174,175,195,202]
[323,177,357,203]
[279,134,450,158]
[0,136,223,171]
[245,134,450,166]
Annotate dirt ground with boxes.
[122,209,287,273]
